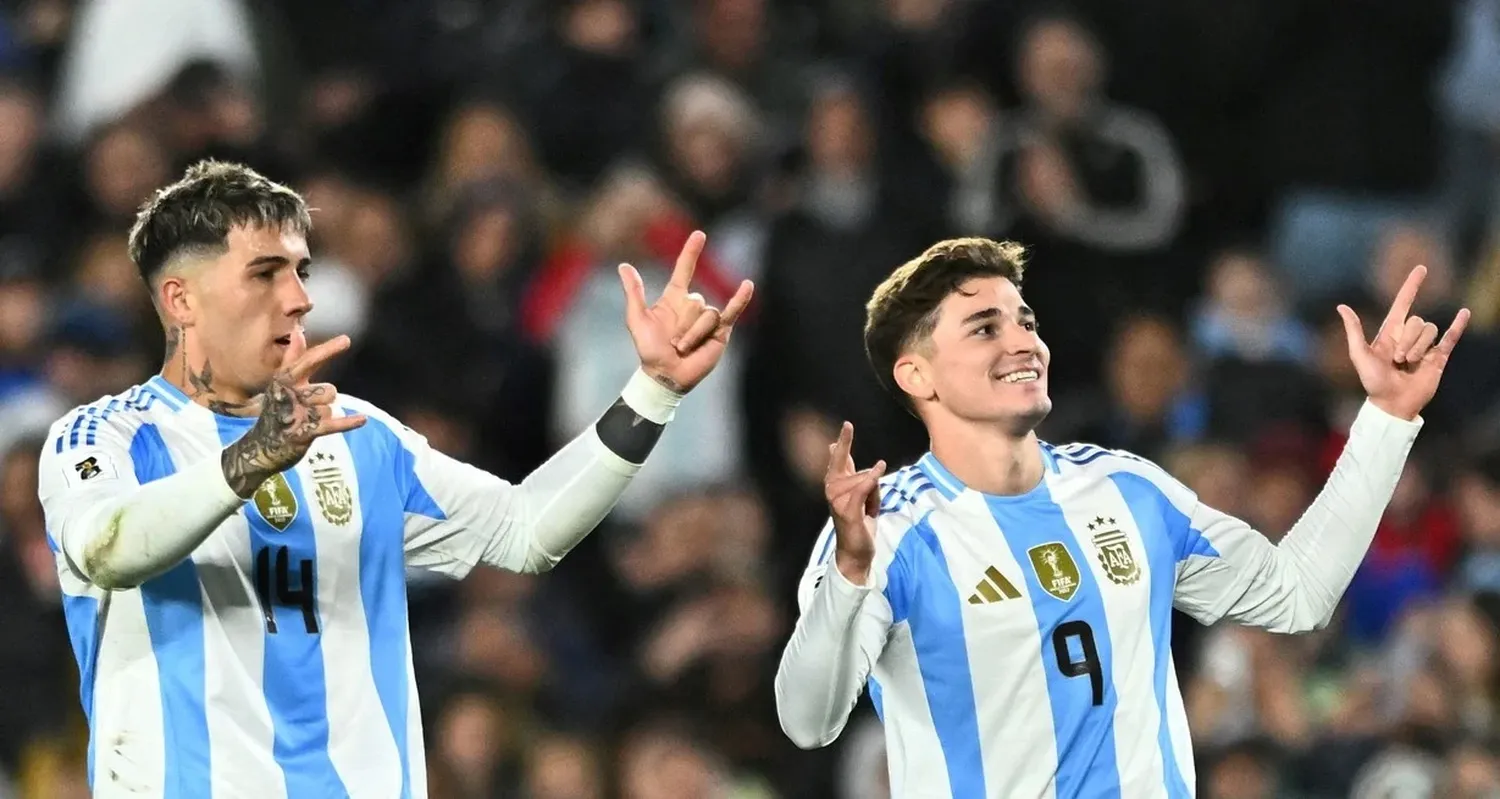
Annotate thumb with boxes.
[1337,304,1368,361]
[618,264,649,324]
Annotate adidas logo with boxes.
[967,566,1022,604]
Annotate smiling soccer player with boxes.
[775,236,1467,798]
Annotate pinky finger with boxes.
[1434,307,1472,357]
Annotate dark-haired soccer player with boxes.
[38,160,752,798]
[775,237,1465,797]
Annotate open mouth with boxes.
[997,369,1040,384]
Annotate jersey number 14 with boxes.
[253,545,320,634]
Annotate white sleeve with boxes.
[36,414,243,590]
[346,371,675,578]
[774,519,894,749]
[1171,400,1422,632]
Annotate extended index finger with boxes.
[667,230,707,293]
[290,334,352,383]
[826,421,854,480]
[1378,265,1427,341]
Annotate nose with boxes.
[285,274,314,319]
[1003,320,1039,355]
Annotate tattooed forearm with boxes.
[594,396,666,464]
[219,377,322,497]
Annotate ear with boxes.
[157,274,196,328]
[893,352,935,403]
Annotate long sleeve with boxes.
[345,369,679,578]
[775,521,893,749]
[1170,399,1422,632]
[37,416,244,590]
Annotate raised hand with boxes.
[824,422,887,585]
[221,332,367,498]
[1337,265,1470,421]
[618,231,755,393]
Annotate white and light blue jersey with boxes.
[788,406,1420,799]
[37,376,532,798]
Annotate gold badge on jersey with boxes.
[1090,517,1141,586]
[254,473,299,532]
[309,451,353,526]
[1028,542,1081,602]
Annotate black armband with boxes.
[594,396,667,464]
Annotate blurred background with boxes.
[1,0,1500,796]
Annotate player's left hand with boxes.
[1338,264,1470,421]
[618,230,755,393]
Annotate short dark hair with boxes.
[127,159,312,284]
[864,237,1028,411]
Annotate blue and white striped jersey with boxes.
[37,375,555,798]
[778,401,1420,798]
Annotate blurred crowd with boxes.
[1,0,1500,797]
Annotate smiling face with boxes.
[898,276,1052,434]
[865,237,1051,438]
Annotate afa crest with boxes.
[1027,542,1081,602]
[1090,517,1141,586]
[309,451,353,526]
[253,473,299,532]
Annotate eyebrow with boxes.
[961,305,1035,325]
[245,255,312,270]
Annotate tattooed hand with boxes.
[220,333,367,498]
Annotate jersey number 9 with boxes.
[254,545,320,634]
[1052,620,1103,706]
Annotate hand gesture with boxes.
[618,231,755,393]
[1337,265,1470,421]
[221,332,367,498]
[824,422,887,585]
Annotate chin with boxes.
[1005,400,1052,436]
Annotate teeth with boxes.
[1000,370,1038,384]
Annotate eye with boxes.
[1022,319,1039,333]
[254,270,275,282]
[295,264,311,280]
[972,323,996,338]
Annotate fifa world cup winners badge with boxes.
[1027,543,1081,601]
[254,474,299,532]
[309,451,353,526]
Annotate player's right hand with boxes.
[824,421,885,586]
[220,332,367,498]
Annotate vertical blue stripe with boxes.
[868,678,884,722]
[130,424,212,797]
[984,484,1123,796]
[344,416,414,797]
[216,417,347,797]
[897,519,986,798]
[1110,474,1194,797]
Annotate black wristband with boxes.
[594,396,666,464]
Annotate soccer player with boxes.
[774,238,1468,797]
[37,160,753,798]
